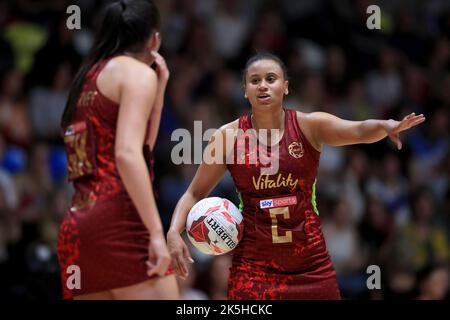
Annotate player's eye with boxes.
[267,76,276,83]
[250,78,259,85]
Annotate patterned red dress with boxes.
[57,57,167,299]
[227,109,341,300]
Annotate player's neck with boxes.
[123,50,153,65]
[251,106,285,130]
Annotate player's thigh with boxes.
[74,290,114,300]
[111,275,179,300]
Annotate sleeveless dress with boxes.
[227,108,341,300]
[57,57,169,299]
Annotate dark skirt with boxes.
[57,193,155,299]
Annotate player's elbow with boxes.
[115,145,140,168]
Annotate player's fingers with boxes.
[390,134,402,150]
[174,248,189,278]
[401,114,425,130]
[183,245,194,264]
[409,116,426,127]
[156,257,170,277]
[146,260,158,277]
[403,112,415,121]
[178,257,189,278]
[152,52,167,68]
[169,251,182,275]
[147,257,169,277]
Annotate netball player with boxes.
[57,0,178,300]
[167,52,425,299]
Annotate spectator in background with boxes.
[323,199,367,275]
[392,187,449,273]
[341,148,370,223]
[0,68,31,147]
[415,264,449,300]
[0,135,19,211]
[338,78,374,121]
[25,14,82,91]
[407,106,449,187]
[366,47,402,117]
[158,0,196,54]
[210,0,250,60]
[0,2,15,73]
[324,45,349,103]
[366,152,410,226]
[359,198,395,265]
[29,61,73,141]
[317,197,371,299]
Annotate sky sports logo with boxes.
[260,196,297,209]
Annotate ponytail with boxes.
[61,0,160,128]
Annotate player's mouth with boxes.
[257,93,271,101]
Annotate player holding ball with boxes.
[167,52,426,300]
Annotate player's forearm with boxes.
[146,85,166,148]
[169,192,198,235]
[356,119,389,144]
[116,151,164,235]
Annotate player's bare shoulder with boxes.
[295,110,322,152]
[97,56,157,103]
[110,55,157,83]
[220,119,240,133]
[205,119,240,162]
[219,119,240,144]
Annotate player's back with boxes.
[63,56,152,211]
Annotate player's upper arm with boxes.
[306,112,363,148]
[187,120,239,200]
[115,58,158,155]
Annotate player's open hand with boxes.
[383,112,426,150]
[146,232,171,277]
[167,230,194,280]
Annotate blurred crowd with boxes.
[0,0,449,300]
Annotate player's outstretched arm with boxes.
[167,122,236,279]
[304,111,426,150]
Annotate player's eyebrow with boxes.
[249,71,279,78]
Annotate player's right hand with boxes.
[146,232,171,277]
[150,50,169,83]
[167,230,194,279]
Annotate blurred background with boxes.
[0,0,449,300]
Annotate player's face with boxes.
[244,59,288,108]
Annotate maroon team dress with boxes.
[227,109,341,300]
[57,57,170,299]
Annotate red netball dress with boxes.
[227,108,341,300]
[57,57,164,299]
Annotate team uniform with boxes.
[57,57,169,299]
[227,108,340,299]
